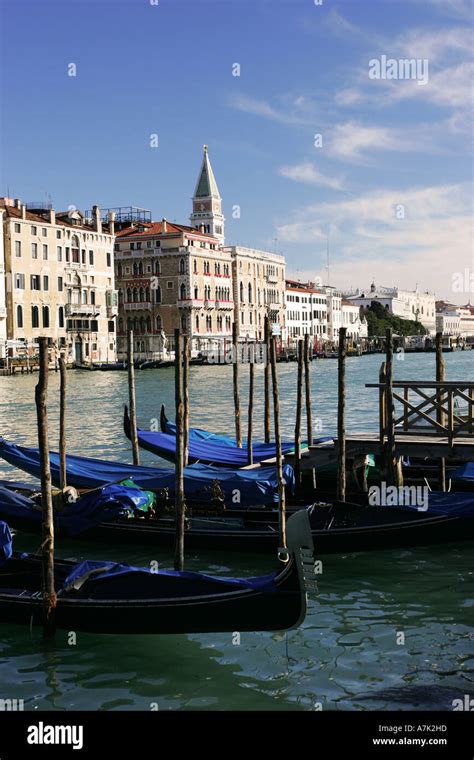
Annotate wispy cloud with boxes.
[278,162,345,190]
[227,93,316,125]
[276,182,473,299]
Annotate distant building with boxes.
[114,218,232,359]
[0,198,117,365]
[341,299,368,341]
[227,246,286,341]
[285,280,328,344]
[436,300,474,339]
[0,212,6,357]
[114,146,287,357]
[348,282,436,334]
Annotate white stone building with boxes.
[348,282,436,334]
[285,280,328,346]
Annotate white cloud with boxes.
[278,162,345,190]
[328,122,409,162]
[276,183,473,300]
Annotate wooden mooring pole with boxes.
[384,328,402,486]
[304,333,316,489]
[59,355,67,490]
[337,328,347,502]
[294,339,304,494]
[247,356,254,465]
[35,337,56,638]
[436,332,446,491]
[183,333,190,468]
[264,316,271,443]
[174,329,185,571]
[270,335,286,550]
[232,321,242,447]
[127,329,140,466]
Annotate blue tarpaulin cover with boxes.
[385,491,474,516]
[0,438,294,506]
[0,521,12,567]
[0,484,141,536]
[61,559,277,594]
[451,462,474,481]
[133,414,333,466]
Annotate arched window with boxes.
[133,317,139,332]
[195,315,199,331]
[133,288,138,302]
[240,282,244,303]
[180,283,186,300]
[156,315,162,330]
[155,286,162,304]
[17,305,23,328]
[138,262,143,276]
[58,306,64,328]
[179,258,185,274]
[118,289,123,305]
[139,288,145,302]
[194,285,199,299]
[71,235,80,263]
[126,288,132,302]
[145,287,150,302]
[82,289,88,304]
[127,318,133,331]
[181,315,187,332]
[118,317,124,333]
[42,306,50,328]
[146,316,151,332]
[31,305,39,328]
[133,262,138,276]
[155,260,161,274]
[117,263,122,278]
[139,317,145,333]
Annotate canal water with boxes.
[0,351,472,710]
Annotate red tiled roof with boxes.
[116,220,216,240]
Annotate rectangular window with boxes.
[81,249,86,264]
[90,320,98,332]
[30,274,41,290]
[72,249,80,263]
[31,242,38,259]
[147,241,152,248]
[106,253,111,267]
[137,242,142,249]
[89,250,94,265]
[114,243,119,251]
[56,230,61,239]
[14,223,20,233]
[57,245,62,261]
[15,241,21,257]
[42,228,47,237]
[130,243,135,250]
[15,273,25,289]
[42,244,48,260]
[58,276,63,291]
[65,247,70,262]
[43,275,49,290]
[108,320,115,332]
[167,281,173,289]
[31,225,37,235]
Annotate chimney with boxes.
[162,217,167,233]
[21,204,26,220]
[92,205,102,233]
[14,198,22,210]
[108,210,116,236]
[49,209,55,225]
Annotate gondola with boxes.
[0,437,294,507]
[124,405,316,466]
[0,510,315,634]
[0,483,473,553]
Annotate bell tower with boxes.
[190,145,225,244]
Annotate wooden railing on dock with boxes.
[367,381,474,445]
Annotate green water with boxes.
[0,352,472,711]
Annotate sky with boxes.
[1,0,472,303]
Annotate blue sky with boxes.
[1,0,472,301]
